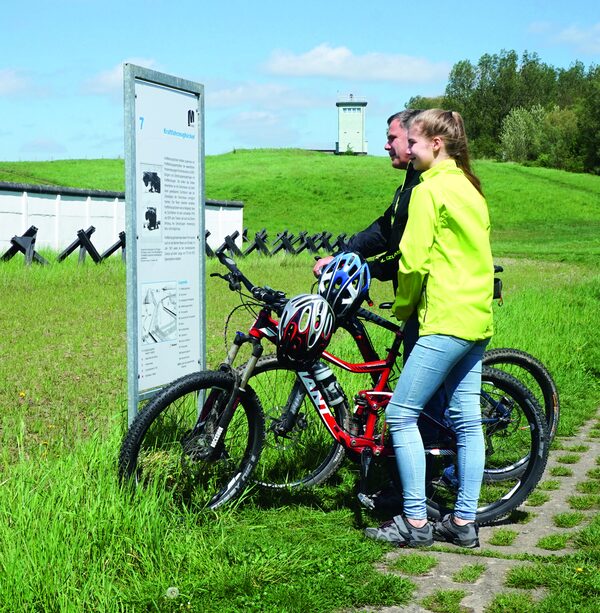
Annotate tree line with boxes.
[407,50,600,174]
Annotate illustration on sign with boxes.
[140,163,163,240]
[141,281,177,344]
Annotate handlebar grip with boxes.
[217,251,255,292]
[217,252,287,310]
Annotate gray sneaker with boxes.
[433,514,479,548]
[365,515,433,547]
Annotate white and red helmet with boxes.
[277,294,335,366]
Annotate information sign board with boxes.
[124,64,205,423]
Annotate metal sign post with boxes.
[124,64,205,424]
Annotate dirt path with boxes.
[359,410,600,613]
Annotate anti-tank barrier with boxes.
[1,225,346,265]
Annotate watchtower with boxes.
[336,94,368,155]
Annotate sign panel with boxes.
[124,64,205,423]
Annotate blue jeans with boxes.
[386,334,490,522]
[403,313,447,432]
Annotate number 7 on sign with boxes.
[139,116,144,130]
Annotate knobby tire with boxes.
[483,347,560,441]
[425,367,549,525]
[118,370,264,510]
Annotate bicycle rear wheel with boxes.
[118,370,264,510]
[483,348,559,441]
[425,367,549,525]
[243,355,349,489]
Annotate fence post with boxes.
[21,191,28,235]
[113,197,119,241]
[85,196,91,229]
[54,194,61,251]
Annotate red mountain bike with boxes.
[119,254,550,523]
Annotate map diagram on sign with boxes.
[141,282,177,343]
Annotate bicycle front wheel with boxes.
[243,355,349,489]
[118,370,264,510]
[483,348,559,441]
[425,367,549,525]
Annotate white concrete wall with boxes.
[205,202,244,248]
[0,184,243,255]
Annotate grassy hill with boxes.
[1,151,599,610]
[0,149,599,262]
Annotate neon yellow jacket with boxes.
[392,159,494,341]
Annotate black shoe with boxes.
[433,514,479,548]
[365,515,433,548]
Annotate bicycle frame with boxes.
[220,300,456,463]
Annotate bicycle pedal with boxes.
[357,492,375,510]
[424,448,455,456]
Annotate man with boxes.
[314,109,424,366]
[313,109,422,292]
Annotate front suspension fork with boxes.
[208,335,264,452]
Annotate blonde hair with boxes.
[411,109,483,195]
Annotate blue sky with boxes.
[1,0,599,161]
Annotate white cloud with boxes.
[82,58,158,95]
[215,110,298,147]
[265,44,450,83]
[19,138,68,155]
[0,69,30,96]
[206,80,327,110]
[554,23,600,54]
[528,21,552,34]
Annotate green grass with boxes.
[421,589,467,613]
[485,592,537,612]
[508,510,535,524]
[504,545,600,609]
[525,491,551,507]
[452,563,486,583]
[0,158,125,191]
[0,153,599,611]
[390,553,438,575]
[538,480,561,491]
[568,495,600,510]
[488,529,519,546]
[553,512,586,528]
[556,454,582,464]
[550,466,573,477]
[562,444,590,452]
[536,534,570,550]
[0,432,415,611]
[576,480,600,494]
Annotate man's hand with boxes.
[312,255,334,277]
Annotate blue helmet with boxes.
[318,252,371,318]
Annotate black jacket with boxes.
[344,164,421,288]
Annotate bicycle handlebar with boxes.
[215,252,288,312]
